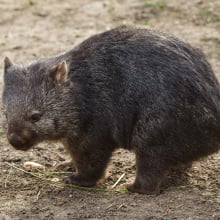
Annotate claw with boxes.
[54,161,75,172]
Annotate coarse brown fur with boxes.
[2,27,220,194]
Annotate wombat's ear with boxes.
[4,57,13,72]
[49,61,68,85]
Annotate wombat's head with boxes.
[2,57,71,151]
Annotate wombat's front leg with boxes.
[126,147,169,194]
[63,139,113,187]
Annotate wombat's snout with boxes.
[8,133,26,148]
[7,129,35,151]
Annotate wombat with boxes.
[2,27,220,194]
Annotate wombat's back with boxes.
[67,27,220,134]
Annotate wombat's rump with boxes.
[3,27,220,194]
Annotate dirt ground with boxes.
[0,0,219,219]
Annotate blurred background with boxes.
[0,1,219,219]
[0,0,219,75]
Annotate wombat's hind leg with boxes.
[126,147,169,194]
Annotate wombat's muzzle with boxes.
[7,130,35,151]
[8,133,26,147]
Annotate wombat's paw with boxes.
[55,161,75,172]
[125,183,159,195]
[63,174,97,187]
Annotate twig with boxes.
[117,203,125,210]
[111,173,125,189]
[5,162,48,181]
[4,166,12,188]
[36,190,41,201]
[38,170,73,176]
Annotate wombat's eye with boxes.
[30,112,42,123]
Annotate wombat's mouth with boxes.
[11,142,35,151]
[13,144,34,151]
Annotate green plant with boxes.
[144,1,167,9]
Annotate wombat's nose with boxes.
[8,133,26,148]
